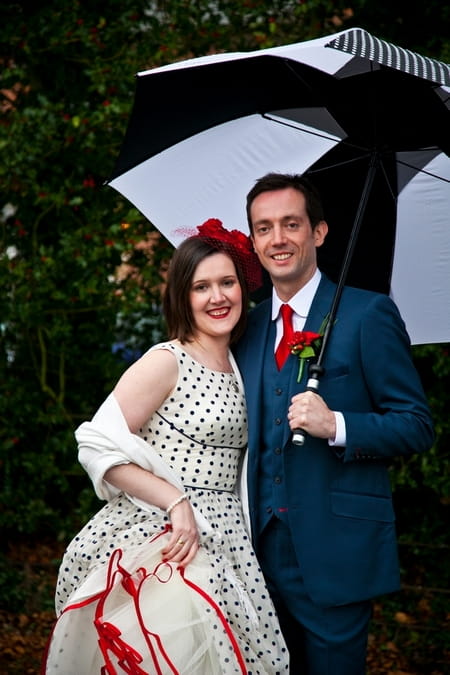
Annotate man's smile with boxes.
[271,252,293,261]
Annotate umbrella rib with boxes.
[308,152,373,175]
[262,113,369,154]
[377,158,397,203]
[261,113,343,145]
[395,158,450,183]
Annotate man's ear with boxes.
[314,220,328,248]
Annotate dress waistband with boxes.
[184,485,234,493]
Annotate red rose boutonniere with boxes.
[288,331,323,383]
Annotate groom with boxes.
[234,172,434,674]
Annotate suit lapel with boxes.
[303,275,336,334]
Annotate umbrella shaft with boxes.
[317,152,379,367]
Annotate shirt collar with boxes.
[271,269,322,320]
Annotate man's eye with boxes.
[287,222,299,230]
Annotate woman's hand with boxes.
[162,498,200,567]
[103,466,201,566]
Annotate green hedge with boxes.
[1,1,449,540]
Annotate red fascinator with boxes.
[175,219,263,292]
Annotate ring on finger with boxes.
[176,539,185,546]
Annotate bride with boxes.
[43,220,289,675]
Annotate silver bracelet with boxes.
[166,493,188,516]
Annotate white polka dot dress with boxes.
[50,343,289,674]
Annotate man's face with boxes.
[250,187,328,299]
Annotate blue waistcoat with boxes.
[258,322,293,532]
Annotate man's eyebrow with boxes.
[254,214,301,225]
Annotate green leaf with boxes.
[300,346,315,359]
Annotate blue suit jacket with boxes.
[234,275,434,607]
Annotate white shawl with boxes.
[76,350,250,535]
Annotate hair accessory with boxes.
[175,219,263,292]
[166,493,188,516]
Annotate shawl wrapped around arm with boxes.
[76,350,250,536]
[76,391,213,535]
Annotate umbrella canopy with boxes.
[108,27,450,345]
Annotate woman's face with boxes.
[189,252,242,340]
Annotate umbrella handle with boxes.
[292,365,324,446]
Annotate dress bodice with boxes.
[137,342,247,491]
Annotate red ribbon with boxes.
[42,524,247,675]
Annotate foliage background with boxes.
[1,1,449,672]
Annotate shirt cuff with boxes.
[328,411,346,446]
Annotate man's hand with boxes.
[288,391,336,440]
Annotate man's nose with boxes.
[271,224,287,245]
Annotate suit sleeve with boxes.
[341,294,434,462]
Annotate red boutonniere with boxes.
[288,331,323,382]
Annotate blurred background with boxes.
[1,2,449,672]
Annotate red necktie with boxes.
[275,304,294,370]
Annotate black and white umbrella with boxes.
[108,27,450,346]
